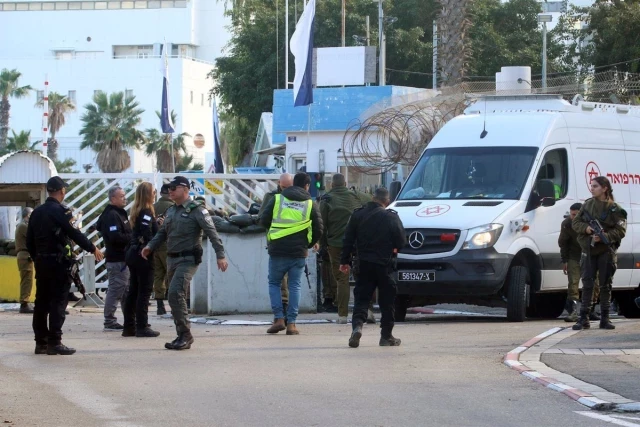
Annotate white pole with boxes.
[542,22,548,91]
[42,74,49,153]
[307,105,311,153]
[285,0,289,89]
[378,0,385,86]
[341,0,346,47]
[366,16,370,46]
[170,134,175,173]
[433,20,438,89]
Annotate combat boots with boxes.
[171,332,194,350]
[572,315,590,330]
[599,309,615,330]
[34,344,48,355]
[19,303,34,314]
[267,318,286,334]
[156,299,166,315]
[348,325,363,348]
[563,300,578,323]
[136,327,160,337]
[47,344,76,355]
[379,336,402,346]
[589,303,601,321]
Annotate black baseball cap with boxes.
[46,176,69,192]
[160,183,170,194]
[169,176,190,189]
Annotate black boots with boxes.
[136,327,160,337]
[19,303,34,314]
[165,332,194,350]
[599,309,615,329]
[349,325,363,348]
[47,344,76,355]
[379,336,402,346]
[156,299,166,315]
[320,299,338,313]
[589,303,601,321]
[34,344,48,355]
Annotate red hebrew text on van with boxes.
[585,162,640,187]
[416,204,451,217]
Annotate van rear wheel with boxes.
[506,266,529,322]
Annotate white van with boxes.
[389,94,640,322]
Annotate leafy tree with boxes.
[145,110,191,173]
[0,130,40,156]
[54,158,78,173]
[79,91,145,173]
[219,112,255,168]
[554,1,640,74]
[0,69,32,150]
[35,91,76,162]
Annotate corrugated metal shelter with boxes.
[0,151,58,207]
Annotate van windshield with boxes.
[398,147,538,200]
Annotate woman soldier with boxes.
[572,176,627,330]
[123,182,162,337]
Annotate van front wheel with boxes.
[506,266,529,322]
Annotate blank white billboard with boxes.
[316,47,366,87]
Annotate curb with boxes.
[504,326,640,412]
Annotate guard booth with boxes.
[0,151,56,208]
[0,151,57,302]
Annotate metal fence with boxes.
[58,173,279,286]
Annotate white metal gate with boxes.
[58,173,279,286]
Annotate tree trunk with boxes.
[0,97,11,150]
[437,0,471,86]
[47,137,59,162]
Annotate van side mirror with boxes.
[389,181,402,201]
[537,179,556,207]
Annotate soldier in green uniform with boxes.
[320,174,372,324]
[559,203,600,322]
[142,176,228,350]
[572,176,626,330]
[15,207,34,313]
[152,184,174,315]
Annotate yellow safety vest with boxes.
[267,194,313,243]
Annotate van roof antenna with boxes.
[480,97,488,139]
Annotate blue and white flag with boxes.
[290,0,315,107]
[160,43,175,133]
[212,97,224,174]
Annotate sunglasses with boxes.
[169,184,187,191]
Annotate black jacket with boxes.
[127,208,158,266]
[97,204,132,262]
[340,202,407,266]
[260,185,323,258]
[26,197,96,260]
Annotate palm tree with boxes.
[0,130,40,156]
[437,0,472,86]
[174,154,203,173]
[145,110,191,173]
[0,69,32,150]
[35,91,76,162]
[79,91,145,173]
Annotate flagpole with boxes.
[285,0,289,89]
[307,104,311,153]
[170,134,175,173]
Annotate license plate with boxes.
[398,271,435,282]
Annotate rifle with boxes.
[304,262,312,290]
[582,210,611,247]
[68,257,87,300]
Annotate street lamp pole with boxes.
[378,0,385,86]
[538,14,552,91]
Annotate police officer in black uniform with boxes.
[340,188,406,348]
[27,176,104,355]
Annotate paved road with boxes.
[0,308,609,427]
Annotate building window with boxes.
[95,1,108,9]
[125,89,134,99]
[68,90,76,106]
[37,90,44,103]
[190,91,193,104]
[2,4,16,11]
[55,51,74,60]
[175,0,186,7]
[149,0,161,8]
[135,1,148,8]
[122,1,134,9]
[68,2,81,10]
[161,0,174,7]
[108,1,121,9]
[29,3,42,10]
[16,3,28,10]
[81,2,95,10]
[42,2,55,10]
[55,2,68,10]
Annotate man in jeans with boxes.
[260,172,323,335]
[97,186,132,331]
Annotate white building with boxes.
[0,0,231,173]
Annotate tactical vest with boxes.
[267,194,313,243]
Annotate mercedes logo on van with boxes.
[585,162,600,189]
[409,231,425,249]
